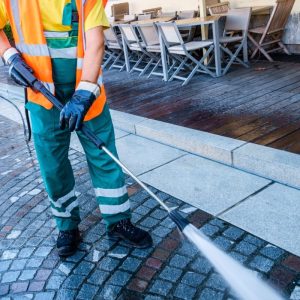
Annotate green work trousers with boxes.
[27,86,131,231]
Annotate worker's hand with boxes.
[3,48,33,87]
[60,81,100,132]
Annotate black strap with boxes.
[72,11,79,23]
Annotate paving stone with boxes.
[214,236,233,251]
[0,284,9,296]
[174,283,197,300]
[62,274,85,289]
[127,277,148,292]
[28,281,45,292]
[108,246,130,259]
[181,271,205,287]
[121,257,142,272]
[99,257,120,271]
[97,284,121,300]
[146,257,162,270]
[10,281,29,293]
[144,296,164,300]
[229,252,248,264]
[150,209,168,220]
[152,226,172,238]
[73,261,95,275]
[46,275,65,290]
[84,249,105,263]
[65,251,85,263]
[26,257,43,268]
[200,224,220,237]
[108,270,131,286]
[250,255,274,273]
[1,249,19,260]
[34,246,52,257]
[134,205,151,216]
[159,266,182,283]
[0,260,11,272]
[223,227,244,240]
[205,273,228,291]
[150,279,173,296]
[191,258,212,274]
[260,244,285,260]
[140,217,160,229]
[19,269,37,281]
[87,270,110,285]
[131,247,153,258]
[243,234,265,247]
[10,258,27,270]
[235,241,257,256]
[56,288,77,300]
[1,270,20,283]
[18,247,35,258]
[35,269,52,281]
[34,292,55,300]
[57,262,75,275]
[199,288,225,300]
[170,254,191,269]
[77,283,99,299]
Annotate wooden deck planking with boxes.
[104,60,300,154]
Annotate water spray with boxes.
[11,62,284,300]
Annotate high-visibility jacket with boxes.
[4,0,108,121]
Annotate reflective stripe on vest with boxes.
[49,47,77,59]
[16,43,49,56]
[44,31,69,38]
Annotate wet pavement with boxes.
[1,115,300,300]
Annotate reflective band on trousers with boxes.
[94,186,127,198]
[44,31,69,38]
[99,200,131,215]
[48,47,78,59]
[49,189,76,209]
[16,43,49,56]
[51,199,79,218]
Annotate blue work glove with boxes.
[3,48,33,87]
[60,81,100,132]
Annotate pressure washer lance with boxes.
[12,63,284,300]
[11,61,187,228]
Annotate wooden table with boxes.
[251,5,273,15]
[131,17,175,25]
[158,16,222,81]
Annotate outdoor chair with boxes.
[119,24,155,76]
[137,14,152,21]
[111,2,129,21]
[156,22,215,85]
[103,27,125,71]
[177,10,199,42]
[124,14,137,22]
[159,12,177,19]
[208,1,230,15]
[142,7,162,18]
[248,0,295,62]
[215,8,252,75]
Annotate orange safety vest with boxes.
[4,0,107,121]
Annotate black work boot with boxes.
[57,228,81,257]
[107,219,153,249]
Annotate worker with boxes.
[0,0,152,257]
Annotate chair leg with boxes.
[278,41,291,55]
[130,53,145,73]
[169,57,188,82]
[140,57,154,76]
[109,52,123,70]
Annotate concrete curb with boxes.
[111,110,300,190]
[1,81,299,190]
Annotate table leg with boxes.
[122,35,130,72]
[212,20,221,77]
[243,38,249,63]
[159,30,168,82]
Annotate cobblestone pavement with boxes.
[1,114,300,300]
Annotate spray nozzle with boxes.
[169,210,189,231]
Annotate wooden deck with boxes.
[104,59,300,154]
